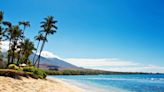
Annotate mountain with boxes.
[1,51,81,70]
[29,54,81,70]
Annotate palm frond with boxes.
[3,21,12,27]
[52,25,58,29]
[0,11,3,22]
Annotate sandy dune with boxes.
[0,76,84,92]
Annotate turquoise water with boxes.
[48,74,164,92]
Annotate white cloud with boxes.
[89,65,164,73]
[66,58,139,67]
[0,41,9,52]
[38,50,61,59]
[0,43,163,73]
[65,58,164,73]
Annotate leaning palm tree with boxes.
[36,16,57,68]
[33,33,47,64]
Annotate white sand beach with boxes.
[0,76,84,92]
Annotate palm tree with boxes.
[33,34,46,64]
[19,21,30,31]
[16,21,30,64]
[19,21,30,38]
[10,25,22,64]
[36,16,57,68]
[0,11,3,62]
[3,21,13,65]
[0,11,8,42]
[21,39,35,64]
[0,11,3,45]
[3,23,23,64]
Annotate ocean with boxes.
[48,74,164,92]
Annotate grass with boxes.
[0,65,47,79]
[22,67,46,79]
[0,69,32,79]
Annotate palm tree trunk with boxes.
[17,50,21,65]
[17,26,26,65]
[36,39,46,68]
[11,49,15,64]
[11,41,16,64]
[33,41,40,64]
[22,26,25,39]
[17,34,25,64]
[36,33,47,68]
[25,56,28,64]
[7,38,12,66]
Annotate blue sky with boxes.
[0,0,164,72]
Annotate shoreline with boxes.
[59,79,129,92]
[0,76,84,92]
[48,75,131,92]
[49,76,127,92]
[60,79,109,92]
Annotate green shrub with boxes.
[23,67,35,72]
[8,64,19,70]
[33,68,46,79]
[23,67,46,79]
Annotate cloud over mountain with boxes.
[37,51,61,59]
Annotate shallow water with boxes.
[48,74,164,92]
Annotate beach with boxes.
[0,76,84,92]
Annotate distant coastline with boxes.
[45,69,163,75]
